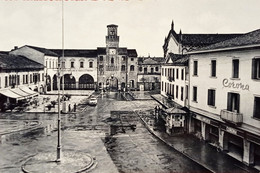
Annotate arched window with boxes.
[111,57,114,64]
[130,65,135,71]
[155,66,159,71]
[139,67,142,72]
[121,65,125,71]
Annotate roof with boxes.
[163,26,243,50]
[107,24,118,27]
[0,51,9,55]
[174,56,189,65]
[181,33,242,47]
[51,49,97,57]
[97,47,106,55]
[164,53,188,66]
[127,49,138,57]
[26,45,58,57]
[194,29,260,52]
[165,107,187,114]
[138,57,164,65]
[0,53,44,70]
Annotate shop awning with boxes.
[11,88,31,98]
[0,89,24,100]
[165,107,187,114]
[19,86,38,97]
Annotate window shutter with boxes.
[227,92,231,111]
[213,90,215,106]
[237,94,240,113]
[252,58,256,79]
[208,90,211,105]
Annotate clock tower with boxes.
[106,24,119,54]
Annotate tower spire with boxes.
[171,20,174,30]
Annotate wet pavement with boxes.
[0,92,210,173]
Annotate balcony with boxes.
[220,109,243,125]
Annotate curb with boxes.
[134,110,215,173]
[21,153,96,173]
[150,95,169,108]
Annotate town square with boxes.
[0,0,260,172]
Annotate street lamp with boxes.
[56,0,64,162]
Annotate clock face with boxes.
[109,49,116,55]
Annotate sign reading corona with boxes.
[222,78,249,91]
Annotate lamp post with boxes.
[56,0,64,162]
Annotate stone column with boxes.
[243,139,254,165]
[201,122,209,141]
[219,129,228,151]
[188,116,195,133]
[75,81,79,89]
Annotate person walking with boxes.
[68,104,71,112]
[73,104,76,112]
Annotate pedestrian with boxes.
[68,104,71,112]
[73,104,76,112]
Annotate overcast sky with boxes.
[0,0,260,57]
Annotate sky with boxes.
[0,0,260,57]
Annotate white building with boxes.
[0,53,44,111]
[188,29,260,168]
[10,45,59,92]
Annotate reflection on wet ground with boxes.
[0,92,209,173]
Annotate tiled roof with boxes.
[127,49,138,57]
[0,53,44,70]
[165,53,188,66]
[97,47,106,54]
[26,45,58,57]
[51,49,98,57]
[163,28,243,49]
[181,34,242,46]
[0,51,9,55]
[196,29,260,51]
[167,53,183,61]
[174,56,189,65]
[138,57,164,65]
[118,48,128,55]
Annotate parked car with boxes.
[88,97,97,106]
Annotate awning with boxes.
[165,107,187,114]
[11,88,31,98]
[19,86,38,97]
[0,89,24,100]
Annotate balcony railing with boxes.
[220,109,243,125]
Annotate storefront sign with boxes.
[222,78,249,91]
[226,126,237,135]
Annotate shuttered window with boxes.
[227,92,240,113]
[253,97,260,119]
[252,58,260,79]
[208,89,215,106]
[193,60,198,76]
[232,59,239,78]
[193,86,197,102]
[211,60,216,77]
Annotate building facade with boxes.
[97,25,138,91]
[188,29,260,168]
[9,24,138,92]
[0,53,44,111]
[10,45,59,92]
[137,57,164,91]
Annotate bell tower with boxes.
[106,24,119,49]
